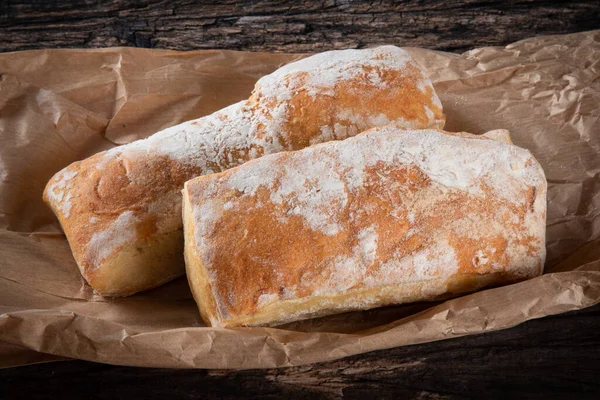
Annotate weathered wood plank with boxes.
[1,1,599,53]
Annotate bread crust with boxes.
[44,46,445,296]
[183,128,547,327]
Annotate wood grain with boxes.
[2,303,599,399]
[0,0,599,53]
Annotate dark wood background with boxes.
[1,0,600,53]
[1,1,600,399]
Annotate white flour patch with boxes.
[87,211,137,267]
[46,169,78,218]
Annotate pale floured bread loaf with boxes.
[182,128,547,327]
[44,46,444,297]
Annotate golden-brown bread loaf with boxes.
[182,127,547,327]
[43,46,445,297]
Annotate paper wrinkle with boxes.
[1,31,600,369]
[103,53,128,129]
[35,88,110,152]
[0,274,88,304]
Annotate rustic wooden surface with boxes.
[2,303,599,399]
[1,0,600,53]
[2,0,600,398]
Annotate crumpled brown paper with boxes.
[1,31,599,369]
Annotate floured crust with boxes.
[43,46,445,297]
[183,128,547,327]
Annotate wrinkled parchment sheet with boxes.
[1,31,599,369]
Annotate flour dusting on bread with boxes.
[44,46,446,296]
[184,128,547,325]
[88,211,138,267]
[256,46,411,99]
[45,169,78,218]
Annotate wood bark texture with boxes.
[0,1,599,53]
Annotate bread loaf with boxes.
[44,46,444,296]
[182,127,547,327]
